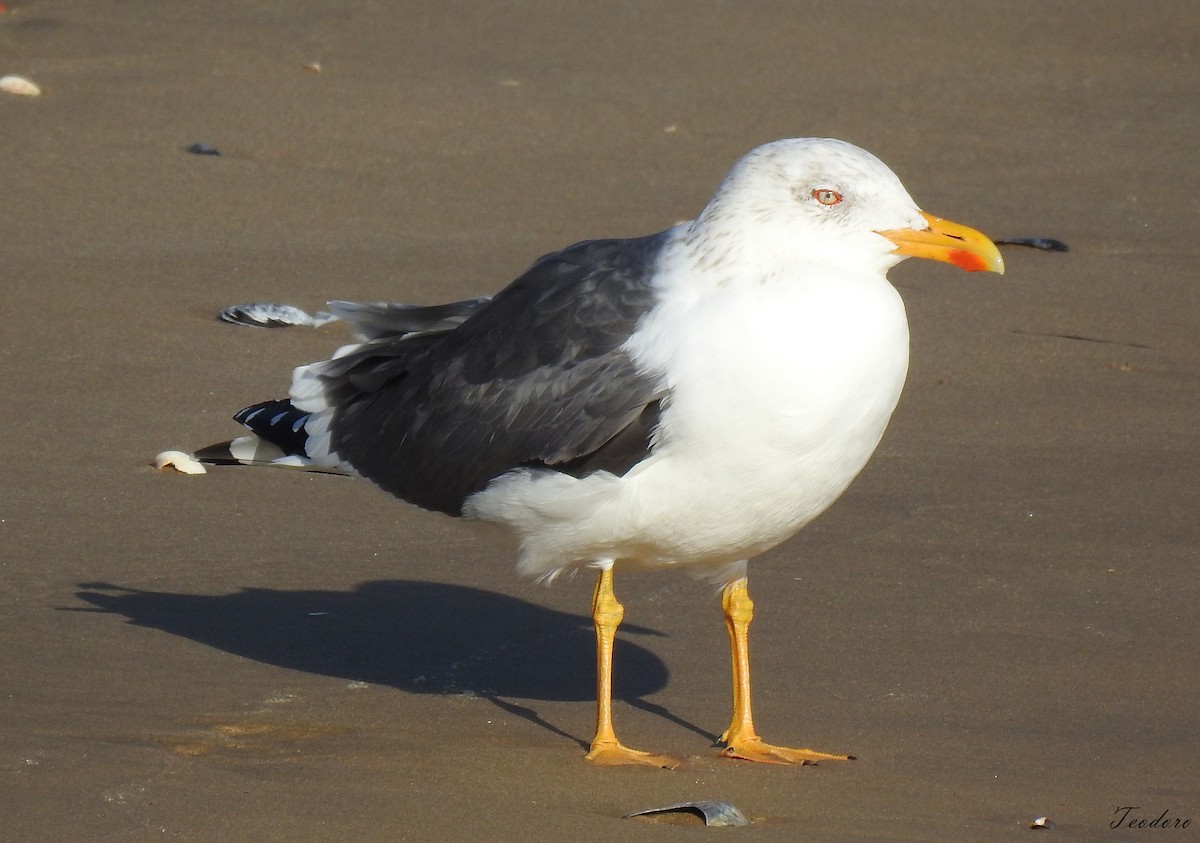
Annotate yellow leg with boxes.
[583,567,678,769]
[718,577,854,765]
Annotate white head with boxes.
[689,138,1003,277]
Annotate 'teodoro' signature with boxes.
[1111,807,1191,830]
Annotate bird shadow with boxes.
[70,579,715,748]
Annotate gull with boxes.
[168,138,1004,768]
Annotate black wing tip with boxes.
[191,441,243,464]
[233,399,313,458]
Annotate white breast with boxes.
[616,259,909,562]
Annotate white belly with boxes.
[467,267,909,580]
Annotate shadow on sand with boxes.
[71,579,708,746]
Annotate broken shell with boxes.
[1030,816,1055,829]
[0,75,42,96]
[625,801,750,827]
[155,450,207,475]
[302,61,322,73]
[217,302,333,328]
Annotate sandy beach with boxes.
[2,1,1197,839]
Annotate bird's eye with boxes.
[812,188,843,206]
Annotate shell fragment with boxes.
[155,450,207,475]
[0,75,42,96]
[217,302,335,328]
[624,801,750,827]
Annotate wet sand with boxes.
[2,1,1197,839]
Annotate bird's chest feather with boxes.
[622,271,909,551]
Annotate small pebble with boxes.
[1030,816,1055,830]
[185,142,221,157]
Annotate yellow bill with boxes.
[878,211,1005,274]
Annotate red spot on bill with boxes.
[948,249,989,272]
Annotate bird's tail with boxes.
[156,399,347,476]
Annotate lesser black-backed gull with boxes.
[169,138,1004,768]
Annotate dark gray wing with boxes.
[314,233,669,516]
